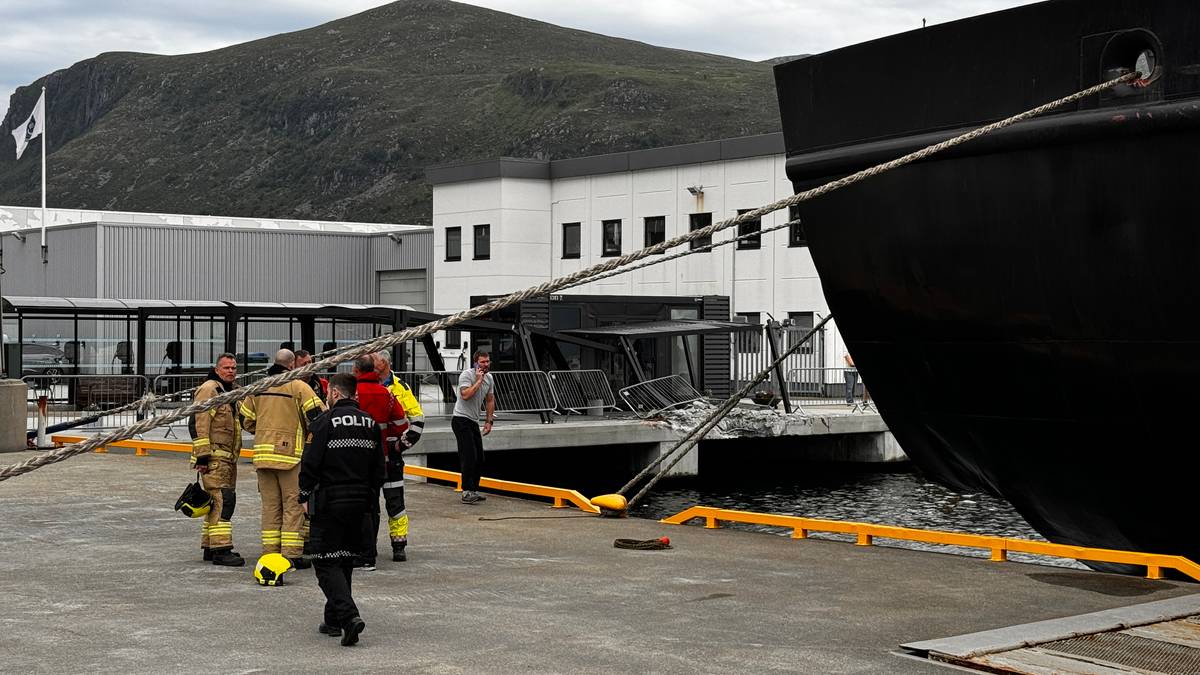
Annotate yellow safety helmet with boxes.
[174,481,212,518]
[254,553,294,586]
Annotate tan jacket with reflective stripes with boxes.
[239,380,325,470]
[191,379,241,467]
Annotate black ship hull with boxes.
[775,0,1200,560]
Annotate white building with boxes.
[427,132,847,372]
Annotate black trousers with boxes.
[314,559,358,628]
[362,459,408,562]
[451,416,485,492]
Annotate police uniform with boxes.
[300,398,385,634]
[239,365,325,559]
[190,371,242,563]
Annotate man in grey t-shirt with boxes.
[451,350,495,504]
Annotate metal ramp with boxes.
[902,595,1200,674]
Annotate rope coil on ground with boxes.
[614,537,672,551]
[0,70,1140,483]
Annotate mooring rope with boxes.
[618,315,834,508]
[0,70,1140,482]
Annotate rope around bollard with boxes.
[0,70,1141,483]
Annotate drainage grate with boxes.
[1041,631,1200,674]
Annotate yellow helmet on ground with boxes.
[254,553,294,586]
[174,480,211,518]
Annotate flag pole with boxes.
[40,85,47,264]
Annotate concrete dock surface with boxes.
[0,451,1193,674]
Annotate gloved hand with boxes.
[402,429,420,448]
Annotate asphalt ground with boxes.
[0,451,1192,673]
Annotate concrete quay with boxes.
[0,451,1193,673]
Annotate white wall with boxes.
[432,155,849,369]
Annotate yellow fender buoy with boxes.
[592,493,628,517]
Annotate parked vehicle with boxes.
[21,344,72,382]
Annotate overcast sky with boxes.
[1,0,1039,122]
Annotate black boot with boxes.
[211,548,245,567]
[289,556,312,570]
[341,617,366,646]
[391,541,407,562]
[318,623,342,637]
[202,547,213,562]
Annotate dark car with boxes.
[21,344,71,382]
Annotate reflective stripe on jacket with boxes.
[191,379,240,467]
[239,379,325,470]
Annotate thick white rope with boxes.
[0,70,1139,482]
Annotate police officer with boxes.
[190,353,245,567]
[239,349,325,567]
[300,373,383,646]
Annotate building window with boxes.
[562,222,581,259]
[736,209,761,250]
[734,311,762,354]
[445,227,461,262]
[473,224,490,260]
[788,205,807,247]
[445,329,462,349]
[601,219,621,257]
[643,216,666,253]
[689,213,712,251]
[787,311,816,354]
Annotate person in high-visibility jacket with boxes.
[373,351,424,561]
[239,349,325,566]
[190,353,245,567]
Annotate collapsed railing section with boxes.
[662,506,1200,582]
[618,374,705,419]
[547,370,617,414]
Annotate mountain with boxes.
[0,0,781,224]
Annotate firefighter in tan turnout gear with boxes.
[190,353,246,567]
[239,349,325,566]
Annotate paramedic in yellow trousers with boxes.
[191,353,245,567]
[239,349,325,567]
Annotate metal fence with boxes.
[786,367,870,408]
[22,374,151,432]
[391,370,558,416]
[548,370,617,414]
[618,374,705,419]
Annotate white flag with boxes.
[12,90,45,160]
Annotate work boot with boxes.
[341,617,366,647]
[202,547,213,562]
[391,541,407,562]
[211,549,245,567]
[461,491,481,504]
[318,623,342,637]
[289,556,312,570]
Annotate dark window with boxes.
[643,216,666,253]
[601,219,621,257]
[736,209,761,250]
[689,213,712,251]
[445,226,461,261]
[787,311,816,354]
[788,205,807,247]
[445,329,462,349]
[562,222,581,259]
[473,224,490,260]
[735,312,762,354]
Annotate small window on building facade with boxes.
[736,209,761,250]
[473,224,490,260]
[735,311,762,354]
[601,219,621,257]
[445,329,462,349]
[788,205,807,247]
[562,222,581,259]
[644,216,666,253]
[689,213,712,251]
[787,311,816,354]
[445,226,461,262]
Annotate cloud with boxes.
[1,0,1038,121]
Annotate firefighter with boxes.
[295,349,328,402]
[300,373,384,646]
[239,349,325,567]
[190,352,245,567]
[374,350,425,448]
[351,356,408,566]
